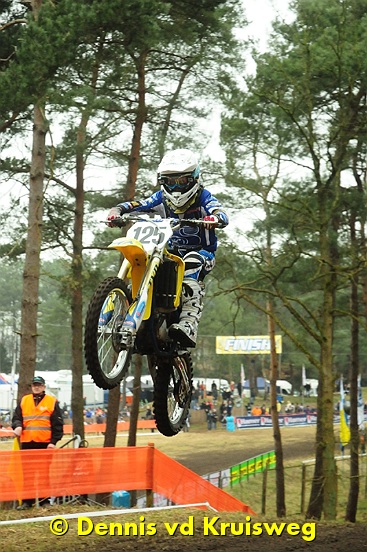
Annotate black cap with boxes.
[32,376,45,385]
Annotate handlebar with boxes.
[104,213,219,228]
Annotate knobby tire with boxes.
[84,277,132,390]
[153,353,193,436]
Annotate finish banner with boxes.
[216,335,282,355]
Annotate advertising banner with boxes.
[236,413,317,429]
[216,335,282,354]
[230,451,276,486]
[236,413,366,430]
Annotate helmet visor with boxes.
[159,174,194,193]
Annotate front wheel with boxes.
[151,354,193,436]
[84,277,132,390]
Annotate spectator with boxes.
[206,409,212,430]
[220,407,228,428]
[192,386,200,407]
[210,408,218,430]
[226,397,233,416]
[183,413,190,432]
[85,408,93,422]
[251,405,262,416]
[96,408,105,424]
[144,406,155,433]
[12,376,63,510]
[226,414,236,432]
[359,425,366,454]
[285,401,295,414]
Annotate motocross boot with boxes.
[168,279,204,348]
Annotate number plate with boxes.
[126,219,172,253]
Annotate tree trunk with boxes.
[268,299,286,517]
[127,355,142,448]
[248,358,258,402]
[307,190,338,519]
[307,283,337,520]
[306,403,324,520]
[70,112,87,440]
[346,213,359,522]
[127,355,142,507]
[103,386,121,447]
[96,386,121,505]
[125,50,148,199]
[103,50,147,448]
[18,101,47,399]
[320,332,337,519]
[71,40,103,439]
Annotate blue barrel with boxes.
[112,490,131,508]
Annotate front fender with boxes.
[108,237,148,306]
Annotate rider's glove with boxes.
[203,215,219,229]
[107,207,123,227]
[107,202,133,227]
[117,202,132,214]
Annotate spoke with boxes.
[97,336,114,372]
[96,291,130,379]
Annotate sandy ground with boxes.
[2,425,366,551]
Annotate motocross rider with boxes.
[107,148,229,348]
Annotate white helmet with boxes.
[157,148,201,212]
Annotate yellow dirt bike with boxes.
[84,213,205,436]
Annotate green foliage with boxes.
[219,0,367,367]
[217,0,367,519]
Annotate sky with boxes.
[203,0,293,243]
[203,0,293,159]
[242,0,291,49]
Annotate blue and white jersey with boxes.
[118,189,228,256]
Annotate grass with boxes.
[230,457,367,521]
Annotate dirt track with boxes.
[2,424,367,551]
[108,425,367,551]
[80,522,367,552]
[128,424,320,476]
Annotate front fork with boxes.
[119,253,162,350]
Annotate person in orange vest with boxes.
[12,375,64,510]
[251,405,262,416]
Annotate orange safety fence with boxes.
[0,429,13,438]
[0,421,161,438]
[63,420,157,434]
[152,447,254,513]
[0,445,254,513]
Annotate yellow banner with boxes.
[216,335,282,355]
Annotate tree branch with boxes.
[0,19,27,32]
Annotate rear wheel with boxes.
[152,353,193,436]
[84,277,132,390]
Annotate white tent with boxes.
[0,384,13,411]
[276,379,292,395]
[33,370,105,408]
[304,378,318,397]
